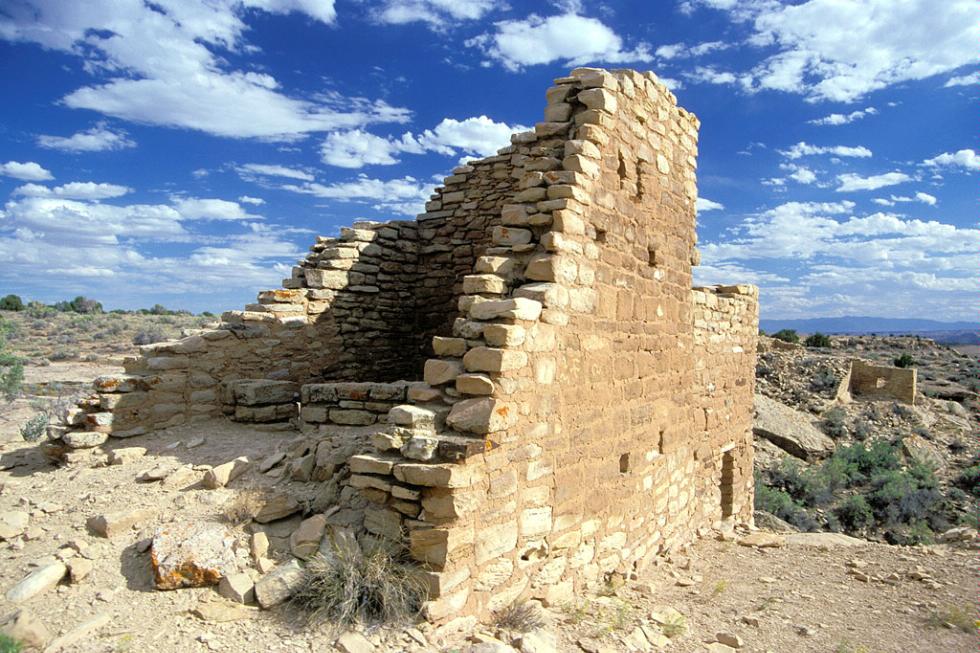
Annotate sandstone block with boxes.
[388,405,438,428]
[446,397,518,434]
[423,359,463,386]
[219,571,255,604]
[88,508,155,538]
[456,373,495,396]
[463,347,528,373]
[255,559,304,608]
[475,523,518,565]
[463,274,507,295]
[349,453,396,475]
[578,87,618,112]
[491,226,532,246]
[328,409,376,425]
[290,514,328,559]
[469,298,542,322]
[394,463,480,488]
[150,522,237,590]
[0,511,29,540]
[432,336,467,357]
[203,456,250,489]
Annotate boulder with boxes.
[254,559,304,608]
[753,394,835,460]
[150,522,238,590]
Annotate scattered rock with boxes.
[186,436,206,448]
[107,447,147,465]
[202,456,250,489]
[150,522,238,590]
[162,465,201,489]
[0,609,50,650]
[67,558,94,584]
[255,557,275,574]
[138,464,173,482]
[254,493,301,523]
[706,644,736,653]
[740,616,760,627]
[785,532,865,548]
[336,631,376,653]
[250,532,269,561]
[218,571,255,604]
[5,561,67,602]
[254,559,304,608]
[87,508,155,538]
[258,452,286,473]
[193,600,255,623]
[290,514,327,559]
[518,629,558,653]
[715,632,743,648]
[0,510,29,540]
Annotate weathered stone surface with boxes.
[107,446,147,465]
[88,508,155,538]
[463,347,528,373]
[456,373,495,396]
[423,359,464,386]
[150,522,238,590]
[469,298,542,321]
[218,571,255,604]
[63,430,109,448]
[0,511,29,540]
[5,562,66,602]
[254,494,301,523]
[67,558,93,583]
[202,456,250,489]
[290,514,328,559]
[753,394,835,460]
[254,559,304,608]
[336,631,376,653]
[446,397,519,434]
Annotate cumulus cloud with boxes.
[14,182,131,200]
[944,71,980,87]
[872,192,937,207]
[923,149,980,171]
[320,116,526,168]
[695,198,724,213]
[685,0,980,102]
[808,107,878,127]
[374,0,495,26]
[0,0,408,139]
[655,41,729,60]
[236,163,315,181]
[238,195,265,205]
[281,175,433,215]
[0,161,54,181]
[836,172,911,192]
[36,122,135,152]
[171,197,262,221]
[466,13,651,71]
[781,142,872,159]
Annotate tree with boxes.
[894,353,915,368]
[772,329,800,344]
[804,332,832,348]
[0,295,24,311]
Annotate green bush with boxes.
[0,318,24,402]
[834,495,874,531]
[771,329,799,344]
[0,294,24,311]
[821,407,848,438]
[804,332,832,348]
[54,296,103,314]
[894,353,915,368]
[0,634,21,653]
[954,464,980,498]
[754,479,819,531]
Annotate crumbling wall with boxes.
[333,68,758,622]
[846,359,917,405]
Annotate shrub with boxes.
[54,296,103,314]
[19,413,48,442]
[851,418,872,441]
[771,329,799,344]
[894,353,915,368]
[804,332,832,348]
[954,465,980,498]
[494,602,545,632]
[754,479,819,531]
[290,546,426,626]
[834,495,874,531]
[0,362,23,402]
[810,368,839,391]
[0,294,24,311]
[821,407,848,438]
[132,328,167,346]
[868,465,945,532]
[0,634,22,653]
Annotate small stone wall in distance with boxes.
[845,359,917,405]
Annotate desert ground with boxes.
[0,312,977,652]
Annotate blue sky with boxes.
[0,0,976,320]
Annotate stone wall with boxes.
[46,67,759,625]
[845,359,917,405]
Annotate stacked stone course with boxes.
[46,67,759,624]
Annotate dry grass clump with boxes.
[289,545,426,626]
[494,601,545,632]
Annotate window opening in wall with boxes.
[595,227,607,243]
[647,247,658,268]
[720,451,735,518]
[619,453,631,474]
[635,165,645,202]
[617,150,628,189]
[875,377,886,388]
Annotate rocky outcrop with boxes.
[753,394,835,460]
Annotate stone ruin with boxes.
[839,359,917,405]
[44,67,759,621]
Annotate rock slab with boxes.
[753,394,835,460]
[151,522,238,590]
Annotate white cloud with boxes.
[695,197,724,212]
[781,142,872,159]
[466,13,651,71]
[944,71,980,87]
[171,197,260,221]
[320,116,525,168]
[236,163,315,181]
[281,175,433,215]
[238,195,265,205]
[685,66,741,86]
[374,0,495,26]
[872,192,937,207]
[836,172,911,192]
[0,161,54,181]
[923,149,980,171]
[699,199,979,319]
[656,41,729,59]
[14,182,131,200]
[688,0,980,102]
[0,0,407,140]
[808,107,877,127]
[36,122,135,152]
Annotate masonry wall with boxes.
[846,359,917,405]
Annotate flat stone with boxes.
[738,533,785,548]
[150,522,238,590]
[254,494,301,523]
[5,562,66,602]
[107,447,147,465]
[289,514,327,560]
[446,397,518,434]
[63,430,109,449]
[218,571,255,604]
[388,404,438,428]
[753,394,835,461]
[469,298,542,321]
[67,558,93,583]
[716,632,744,648]
[193,600,255,623]
[254,559,304,608]
[336,631,376,653]
[0,511,29,540]
[88,508,155,538]
[202,456,250,489]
